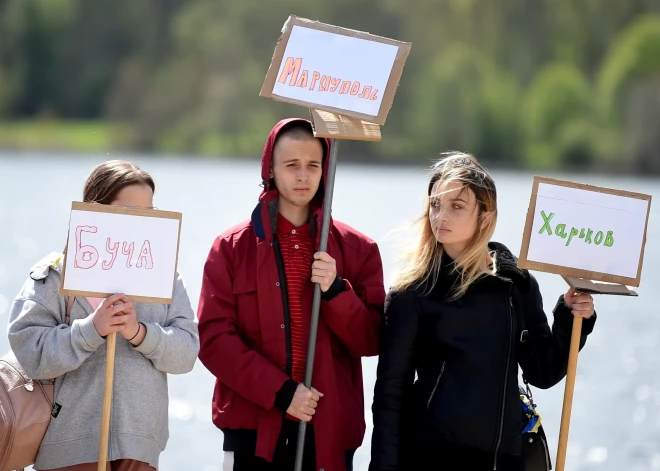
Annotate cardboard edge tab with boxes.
[562,276,638,297]
[310,109,381,142]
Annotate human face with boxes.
[110,184,155,209]
[271,136,324,211]
[428,181,479,259]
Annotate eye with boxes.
[287,163,297,167]
[430,200,440,208]
[452,204,463,210]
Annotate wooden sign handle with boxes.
[98,332,117,471]
[555,315,583,471]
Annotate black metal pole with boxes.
[293,138,339,471]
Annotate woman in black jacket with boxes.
[370,153,597,471]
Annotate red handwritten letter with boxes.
[278,57,302,86]
[74,226,99,269]
[136,240,154,270]
[359,86,372,99]
[319,75,330,92]
[296,70,308,88]
[122,242,135,268]
[309,71,321,90]
[102,238,119,270]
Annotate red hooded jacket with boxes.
[197,118,385,471]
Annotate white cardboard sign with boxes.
[518,176,652,287]
[260,15,411,125]
[60,202,182,303]
[271,25,397,116]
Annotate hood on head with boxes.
[259,118,331,206]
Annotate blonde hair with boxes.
[392,152,498,299]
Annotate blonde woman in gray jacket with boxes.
[7,160,200,471]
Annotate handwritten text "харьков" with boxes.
[539,210,614,247]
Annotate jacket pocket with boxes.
[231,272,260,340]
[232,269,257,295]
[426,361,447,409]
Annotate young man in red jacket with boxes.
[197,118,385,471]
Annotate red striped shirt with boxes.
[277,214,314,385]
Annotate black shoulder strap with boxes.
[511,283,529,344]
[511,282,531,386]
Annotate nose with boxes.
[296,167,308,182]
[433,208,447,221]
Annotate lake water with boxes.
[0,153,658,471]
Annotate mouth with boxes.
[436,227,451,233]
[293,188,310,193]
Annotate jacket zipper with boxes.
[273,237,293,376]
[493,294,514,470]
[426,361,447,409]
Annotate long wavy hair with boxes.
[392,152,498,299]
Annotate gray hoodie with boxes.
[7,252,200,470]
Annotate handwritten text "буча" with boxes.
[278,57,379,101]
[539,211,614,247]
[74,225,154,270]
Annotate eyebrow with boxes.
[282,158,322,164]
[451,197,469,204]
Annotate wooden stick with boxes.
[555,315,583,471]
[98,332,117,471]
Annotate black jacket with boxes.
[370,242,597,471]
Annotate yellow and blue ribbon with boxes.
[521,394,542,434]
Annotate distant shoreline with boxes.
[0,120,656,176]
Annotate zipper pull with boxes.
[24,380,34,392]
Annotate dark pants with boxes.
[229,420,355,471]
[405,441,524,471]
